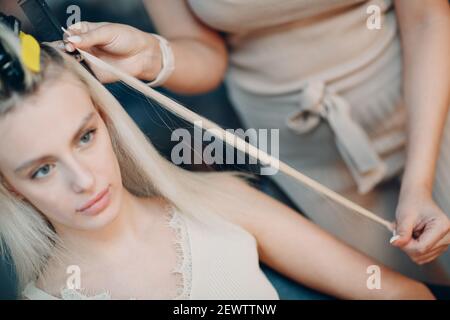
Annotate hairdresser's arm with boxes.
[220,177,434,299]
[143,0,228,93]
[65,0,227,93]
[391,0,450,263]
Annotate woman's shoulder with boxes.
[31,263,69,299]
[210,174,290,238]
[21,261,68,299]
[22,281,60,300]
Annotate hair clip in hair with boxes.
[19,31,41,73]
[0,43,25,91]
[0,13,21,36]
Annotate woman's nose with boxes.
[66,159,95,193]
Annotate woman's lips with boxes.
[76,186,111,216]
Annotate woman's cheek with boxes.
[25,182,75,224]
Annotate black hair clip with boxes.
[0,13,21,36]
[0,13,26,92]
[0,43,25,92]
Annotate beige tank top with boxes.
[22,205,279,300]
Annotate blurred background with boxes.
[0,0,334,300]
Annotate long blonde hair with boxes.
[0,25,253,293]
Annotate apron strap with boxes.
[286,80,386,193]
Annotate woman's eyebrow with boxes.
[14,112,96,174]
[71,111,96,143]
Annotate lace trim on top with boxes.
[25,202,193,300]
[164,203,192,300]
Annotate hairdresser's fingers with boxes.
[68,21,109,34]
[405,214,450,257]
[413,246,443,264]
[418,216,450,250]
[45,38,126,82]
[65,23,147,56]
[64,22,109,52]
[407,245,441,265]
[391,212,416,248]
[418,255,442,265]
[413,245,448,265]
[443,231,450,245]
[45,41,66,51]
[401,222,450,263]
[46,40,79,54]
[65,24,116,50]
[43,40,77,55]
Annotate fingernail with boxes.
[69,22,82,30]
[65,43,75,52]
[67,36,82,43]
[390,235,401,244]
[56,41,65,50]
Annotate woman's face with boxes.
[0,73,124,231]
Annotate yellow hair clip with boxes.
[19,31,40,73]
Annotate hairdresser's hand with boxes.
[391,187,450,265]
[62,21,162,83]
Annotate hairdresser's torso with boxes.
[187,0,403,192]
[188,0,396,94]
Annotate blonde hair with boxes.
[0,25,253,293]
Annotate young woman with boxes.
[0,25,437,299]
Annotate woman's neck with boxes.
[53,188,159,260]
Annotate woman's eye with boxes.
[31,164,53,179]
[80,129,97,145]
